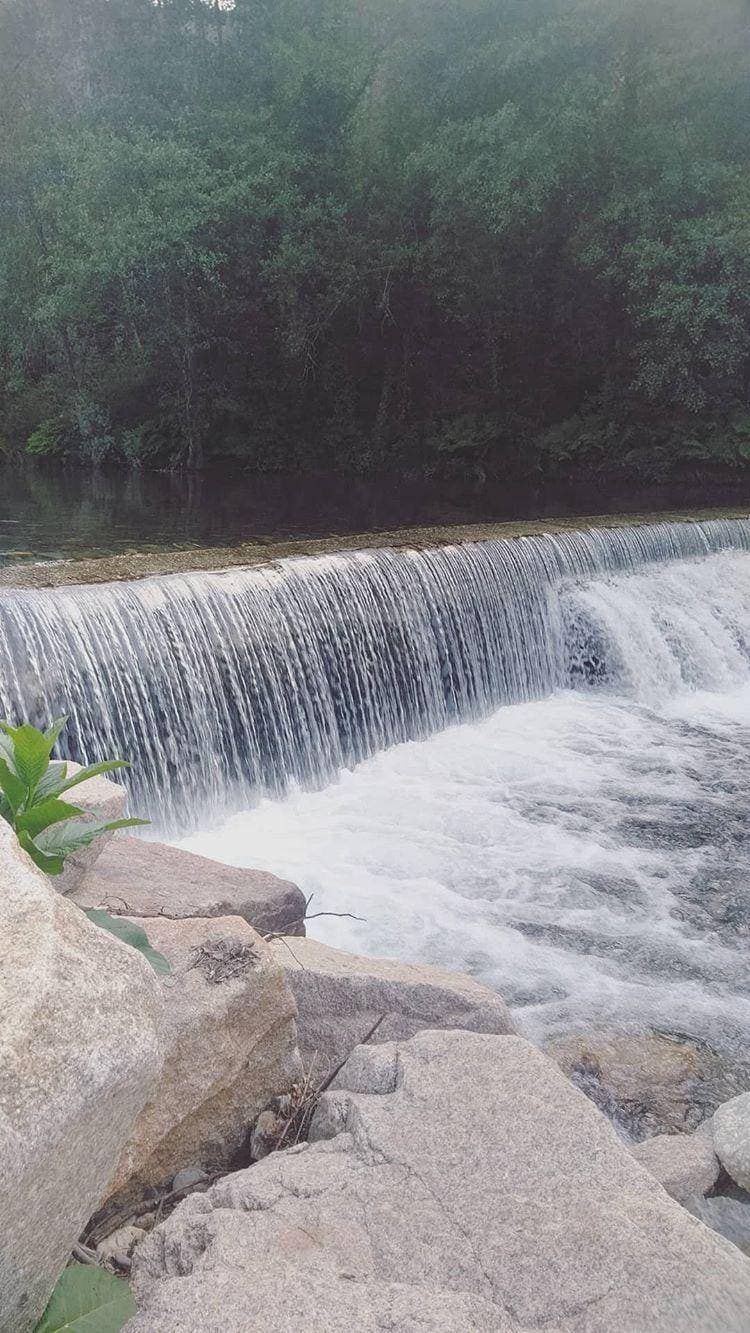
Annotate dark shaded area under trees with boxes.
[1,0,749,498]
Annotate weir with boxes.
[0,516,749,831]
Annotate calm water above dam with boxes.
[1,515,750,1068]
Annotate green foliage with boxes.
[0,0,749,486]
[0,715,169,972]
[34,1263,135,1333]
[0,715,146,874]
[26,420,69,457]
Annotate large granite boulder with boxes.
[711,1092,750,1191]
[72,836,305,936]
[55,761,129,893]
[0,824,162,1333]
[126,1030,750,1332]
[106,914,302,1201]
[269,935,514,1077]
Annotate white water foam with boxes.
[180,549,750,1052]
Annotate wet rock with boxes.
[125,1031,750,1333]
[72,837,306,936]
[269,935,514,1078]
[545,1031,746,1138]
[106,915,302,1202]
[631,1132,720,1204]
[712,1092,750,1191]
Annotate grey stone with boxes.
[0,824,162,1333]
[125,1030,750,1333]
[97,1225,147,1264]
[686,1193,750,1256]
[250,1108,285,1161]
[712,1092,750,1191]
[106,914,302,1201]
[171,1167,209,1194]
[55,762,129,893]
[72,836,306,935]
[269,935,514,1078]
[630,1132,720,1204]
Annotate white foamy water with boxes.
[180,549,750,1053]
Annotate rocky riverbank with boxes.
[3,769,750,1331]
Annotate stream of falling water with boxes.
[178,546,750,1066]
[1,518,750,1058]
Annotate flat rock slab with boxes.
[631,1132,720,1204]
[72,836,306,936]
[126,1030,750,1333]
[106,914,302,1201]
[270,935,514,1077]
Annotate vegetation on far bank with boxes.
[1,0,749,490]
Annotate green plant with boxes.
[34,1263,135,1332]
[0,716,144,874]
[0,716,169,974]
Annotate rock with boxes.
[545,1031,744,1138]
[97,1225,147,1263]
[0,823,162,1333]
[72,836,306,936]
[125,1030,750,1333]
[55,761,129,894]
[269,935,514,1077]
[630,1132,720,1204]
[686,1192,750,1256]
[171,1167,209,1194]
[250,1107,286,1161]
[712,1092,750,1191]
[106,915,302,1201]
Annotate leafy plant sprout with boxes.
[0,715,169,974]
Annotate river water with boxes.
[178,546,750,1059]
[1,518,750,1059]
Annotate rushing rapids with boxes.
[0,517,749,831]
[3,515,750,1059]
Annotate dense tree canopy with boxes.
[1,0,749,488]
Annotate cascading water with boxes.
[0,516,748,830]
[2,516,750,1065]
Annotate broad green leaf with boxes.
[0,730,18,770]
[35,816,149,858]
[35,760,70,802]
[0,757,27,815]
[34,1263,136,1333]
[17,828,64,875]
[16,799,85,839]
[0,722,53,793]
[58,760,131,795]
[85,910,171,975]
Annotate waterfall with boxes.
[0,516,748,831]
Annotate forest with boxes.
[1,0,749,491]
